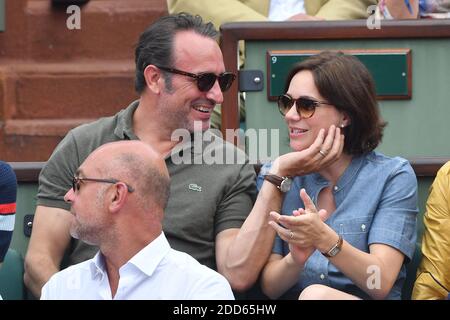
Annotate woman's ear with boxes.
[143,65,163,94]
[340,113,351,128]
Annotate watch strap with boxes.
[263,174,284,188]
[322,234,343,258]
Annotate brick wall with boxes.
[0,0,167,161]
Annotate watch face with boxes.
[329,247,340,257]
[280,178,292,193]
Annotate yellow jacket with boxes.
[168,0,378,27]
[412,161,450,300]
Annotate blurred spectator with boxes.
[377,0,419,19]
[0,161,17,266]
[419,0,450,18]
[377,0,450,19]
[168,0,378,25]
[0,161,17,300]
[412,161,450,300]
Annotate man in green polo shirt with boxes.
[24,13,342,299]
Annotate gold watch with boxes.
[322,235,343,258]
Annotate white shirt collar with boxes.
[41,232,234,299]
[127,232,170,277]
[89,232,171,280]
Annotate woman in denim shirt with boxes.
[259,51,418,300]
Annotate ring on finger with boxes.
[289,231,294,239]
[319,149,328,157]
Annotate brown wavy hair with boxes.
[284,51,387,155]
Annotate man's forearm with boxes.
[222,182,282,291]
[24,256,59,298]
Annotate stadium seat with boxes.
[0,249,25,300]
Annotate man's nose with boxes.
[64,188,74,203]
[206,80,224,104]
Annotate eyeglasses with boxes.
[277,94,333,118]
[155,66,236,92]
[72,176,134,193]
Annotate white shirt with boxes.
[41,233,234,300]
[268,0,306,21]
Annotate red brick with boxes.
[0,130,66,161]
[25,0,168,61]
[4,118,95,136]
[0,0,168,161]
[0,60,138,119]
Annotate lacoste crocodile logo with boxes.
[188,183,202,192]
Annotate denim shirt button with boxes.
[361,224,366,231]
[320,273,325,280]
[333,185,338,191]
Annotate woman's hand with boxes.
[268,189,333,265]
[287,210,316,266]
[271,125,344,177]
[288,243,314,267]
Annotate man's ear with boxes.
[143,65,163,94]
[108,183,129,213]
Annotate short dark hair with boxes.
[284,51,386,155]
[134,12,218,93]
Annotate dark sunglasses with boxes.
[155,66,236,92]
[277,94,333,118]
[72,176,134,193]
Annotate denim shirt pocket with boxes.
[336,216,372,252]
[327,216,373,282]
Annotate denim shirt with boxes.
[257,151,418,299]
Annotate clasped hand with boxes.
[269,189,332,266]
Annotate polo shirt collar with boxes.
[112,100,221,159]
[114,100,140,140]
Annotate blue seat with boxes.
[0,249,25,300]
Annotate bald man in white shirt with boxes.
[41,141,233,300]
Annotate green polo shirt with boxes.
[37,100,256,270]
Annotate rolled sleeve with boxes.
[37,131,80,211]
[368,160,418,261]
[215,162,256,235]
[256,162,272,191]
[272,234,285,256]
